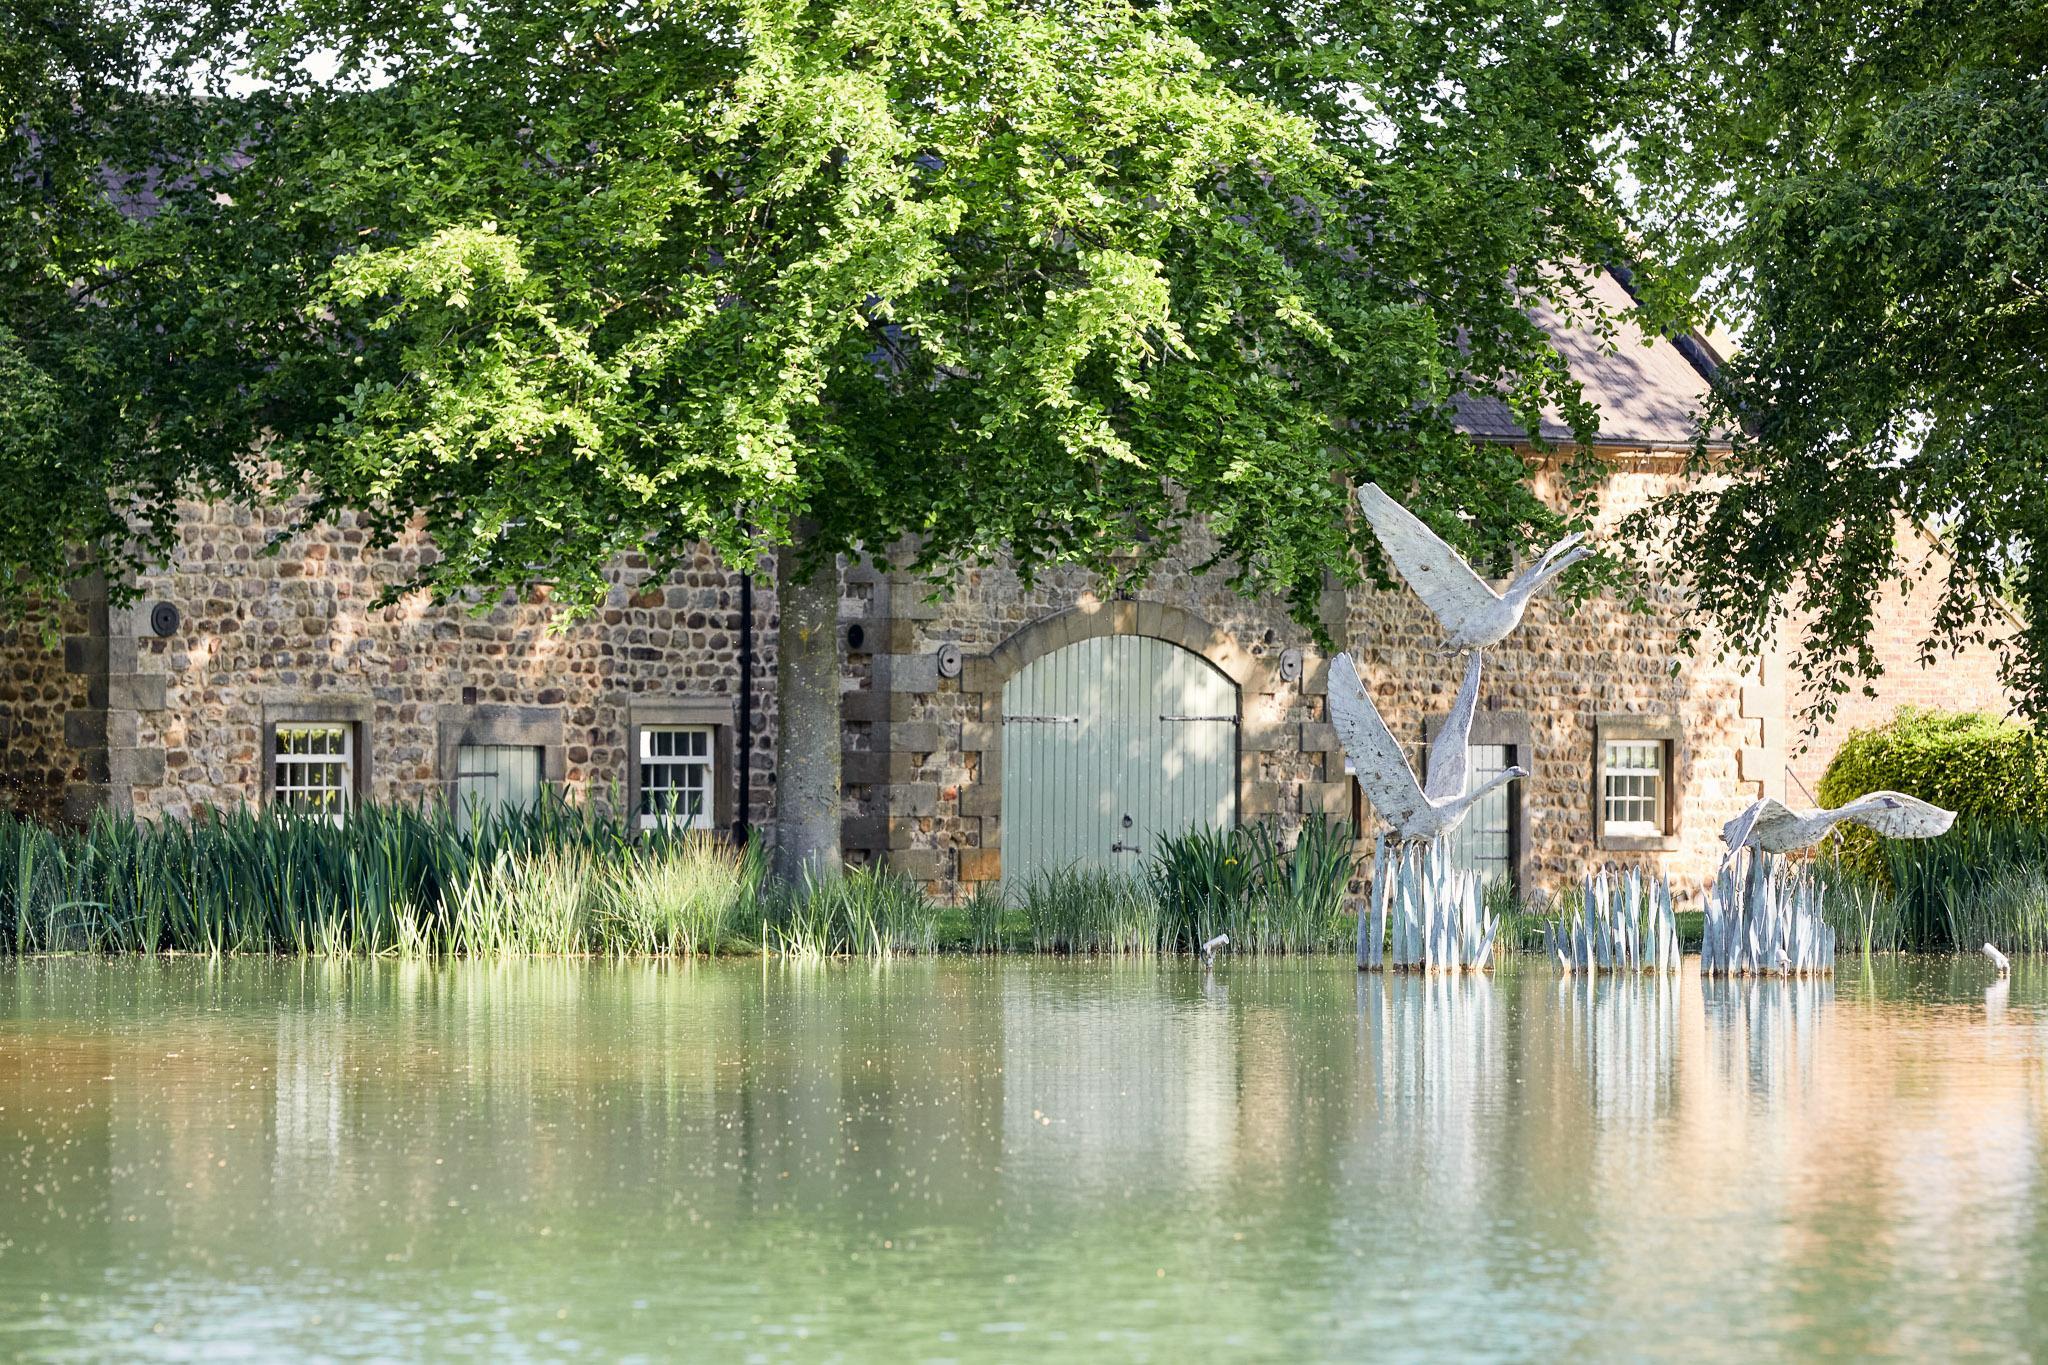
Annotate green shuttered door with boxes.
[1001,635,1238,885]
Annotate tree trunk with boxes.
[772,524,843,885]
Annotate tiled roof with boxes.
[1452,269,1728,450]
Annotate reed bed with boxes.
[764,864,943,957]
[2,802,1367,959]
[1870,821,2048,953]
[0,799,759,958]
[1017,867,1165,955]
[1149,819,1356,955]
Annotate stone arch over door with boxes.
[955,601,1303,890]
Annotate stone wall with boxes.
[0,593,95,823]
[113,499,780,831]
[16,460,1999,908]
[1781,524,2020,799]
[859,461,1779,902]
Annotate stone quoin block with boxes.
[106,674,168,712]
[887,848,944,882]
[888,721,942,754]
[894,783,940,818]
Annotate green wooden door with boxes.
[1001,635,1237,886]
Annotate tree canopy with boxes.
[3,0,1670,637]
[1,2,262,608]
[1625,0,2048,721]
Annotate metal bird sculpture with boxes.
[1720,791,1956,856]
[1329,648,1528,844]
[1355,482,1593,651]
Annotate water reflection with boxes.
[0,957,2045,1360]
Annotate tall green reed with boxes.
[1150,819,1355,954]
[1018,866,1161,954]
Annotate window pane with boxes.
[1439,743,1515,890]
[274,724,353,819]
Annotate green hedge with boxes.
[1818,708,2048,880]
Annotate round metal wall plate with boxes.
[1278,647,1303,682]
[935,642,963,679]
[149,602,181,637]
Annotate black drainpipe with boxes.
[734,566,755,847]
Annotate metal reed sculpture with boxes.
[1545,866,1682,974]
[1702,846,1836,976]
[1362,840,1499,971]
[1354,483,1592,652]
[1333,649,1525,972]
[1706,792,1954,977]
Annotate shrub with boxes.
[1818,708,2048,879]
[1818,708,2048,949]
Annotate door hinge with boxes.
[1158,714,1236,723]
[1005,714,1079,725]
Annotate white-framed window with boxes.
[637,725,715,831]
[1601,739,1667,837]
[454,744,544,831]
[1441,743,1516,888]
[273,723,354,819]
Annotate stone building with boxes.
[0,272,2016,901]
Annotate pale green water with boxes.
[1,958,2044,1362]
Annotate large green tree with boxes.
[1624,0,2048,723]
[7,0,1664,870]
[1,2,266,608]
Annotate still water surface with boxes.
[1,957,2044,1361]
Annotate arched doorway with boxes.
[1000,635,1238,884]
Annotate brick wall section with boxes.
[115,500,779,831]
[1780,524,2020,800]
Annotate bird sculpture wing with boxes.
[1355,484,1501,630]
[1422,650,1484,803]
[1328,651,1429,834]
[1722,797,1793,851]
[1838,791,1957,841]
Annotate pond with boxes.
[1,957,2044,1361]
